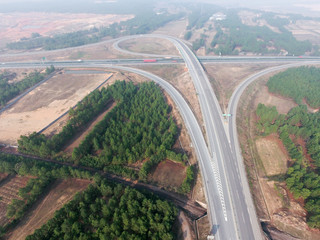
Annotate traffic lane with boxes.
[185,56,239,238]
[113,66,231,238]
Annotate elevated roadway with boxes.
[113,33,262,239]
[2,34,320,239]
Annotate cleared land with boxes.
[238,75,320,239]
[287,19,320,45]
[119,37,179,56]
[7,178,91,240]
[149,160,186,190]
[0,71,112,145]
[153,19,187,38]
[204,63,278,110]
[42,69,149,137]
[0,175,31,227]
[255,136,288,176]
[0,12,133,49]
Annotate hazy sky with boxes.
[0,0,319,16]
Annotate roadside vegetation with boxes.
[0,66,55,107]
[256,102,320,228]
[267,66,320,108]
[18,81,192,190]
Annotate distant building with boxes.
[210,12,227,21]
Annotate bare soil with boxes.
[287,19,320,45]
[0,68,40,83]
[255,86,298,114]
[0,175,31,227]
[237,72,320,239]
[153,19,187,39]
[6,178,91,240]
[196,215,211,240]
[238,10,281,33]
[176,211,195,240]
[149,160,186,190]
[42,69,149,136]
[119,37,179,56]
[204,63,278,111]
[255,136,288,176]
[0,71,112,145]
[0,12,133,48]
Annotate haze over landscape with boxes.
[1,0,320,240]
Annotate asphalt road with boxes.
[114,33,261,239]
[2,34,320,239]
[226,63,320,233]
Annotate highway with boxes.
[113,34,262,239]
[226,63,320,231]
[2,34,320,239]
[168,36,261,240]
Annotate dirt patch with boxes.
[176,211,196,240]
[196,215,211,240]
[237,73,320,239]
[6,178,90,240]
[0,68,40,84]
[255,136,288,176]
[255,86,297,114]
[42,69,150,137]
[149,160,186,190]
[0,71,112,145]
[286,19,320,45]
[64,101,117,153]
[0,173,9,182]
[204,63,278,110]
[153,19,187,38]
[0,175,31,227]
[119,37,179,55]
[0,12,133,48]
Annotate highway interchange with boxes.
[1,35,320,239]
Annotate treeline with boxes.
[179,166,195,194]
[0,153,93,182]
[18,81,122,157]
[209,10,312,56]
[267,66,320,108]
[256,104,320,228]
[72,82,181,180]
[0,152,93,235]
[6,176,53,223]
[26,180,177,240]
[7,12,183,51]
[187,3,221,30]
[0,66,55,107]
[18,81,186,182]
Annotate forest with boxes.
[256,104,320,228]
[208,10,312,55]
[18,81,188,183]
[0,66,55,107]
[0,152,93,236]
[6,12,183,51]
[267,66,320,108]
[26,181,177,240]
[0,153,178,239]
